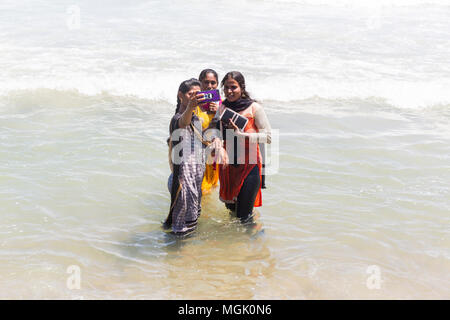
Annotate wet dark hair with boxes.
[176,78,201,114]
[220,71,252,100]
[198,69,218,83]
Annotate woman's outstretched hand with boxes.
[188,92,205,110]
[198,101,218,113]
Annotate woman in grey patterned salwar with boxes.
[163,79,207,235]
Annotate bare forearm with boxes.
[237,131,271,144]
[178,107,194,128]
[239,104,272,144]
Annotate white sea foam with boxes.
[1,0,449,109]
[1,74,450,110]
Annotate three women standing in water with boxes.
[165,70,271,235]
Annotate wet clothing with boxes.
[217,100,271,220]
[167,172,173,192]
[218,115,263,207]
[224,165,261,221]
[195,105,220,194]
[166,112,205,235]
[201,161,219,194]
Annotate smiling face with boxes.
[200,72,218,91]
[223,78,242,102]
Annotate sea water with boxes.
[0,0,449,299]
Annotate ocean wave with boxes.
[1,76,450,111]
[1,0,448,111]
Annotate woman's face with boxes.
[201,73,218,91]
[223,78,242,102]
[179,85,201,108]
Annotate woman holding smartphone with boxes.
[211,71,271,223]
[164,78,207,235]
[196,69,221,194]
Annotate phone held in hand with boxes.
[198,90,220,111]
[219,107,249,131]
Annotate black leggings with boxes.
[225,165,261,222]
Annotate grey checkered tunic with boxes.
[169,113,205,234]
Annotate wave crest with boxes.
[2,76,450,111]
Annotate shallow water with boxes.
[1,0,450,299]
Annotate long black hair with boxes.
[175,78,202,114]
[198,69,218,83]
[220,71,252,100]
